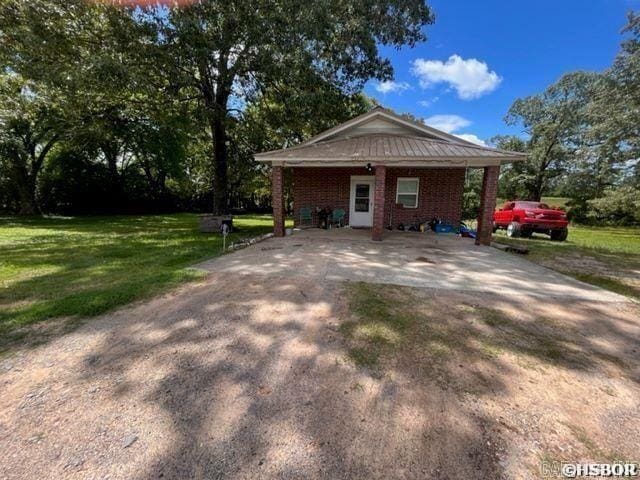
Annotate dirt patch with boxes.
[0,273,639,479]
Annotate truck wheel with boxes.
[492,222,498,233]
[550,228,568,241]
[506,222,521,238]
[520,229,532,238]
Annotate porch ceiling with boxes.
[255,133,526,168]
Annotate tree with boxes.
[234,83,375,210]
[489,135,529,200]
[0,0,197,213]
[586,185,640,225]
[504,72,597,201]
[145,0,434,214]
[0,75,63,214]
[0,0,434,216]
[586,12,640,191]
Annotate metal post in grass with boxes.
[221,223,229,252]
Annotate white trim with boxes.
[263,158,509,167]
[349,176,375,227]
[396,177,419,209]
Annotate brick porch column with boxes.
[272,165,285,237]
[476,165,500,246]
[372,165,387,241]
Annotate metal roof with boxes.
[255,107,527,167]
[256,133,526,167]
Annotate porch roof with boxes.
[254,106,527,168]
[255,132,525,167]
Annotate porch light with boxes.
[366,162,373,173]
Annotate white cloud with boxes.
[418,96,439,108]
[454,133,487,146]
[411,55,502,100]
[423,114,486,145]
[375,80,411,94]
[423,114,470,133]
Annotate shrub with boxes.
[586,186,640,225]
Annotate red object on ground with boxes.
[493,201,569,241]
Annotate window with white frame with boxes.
[396,177,419,208]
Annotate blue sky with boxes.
[365,0,639,145]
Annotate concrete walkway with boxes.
[197,228,626,303]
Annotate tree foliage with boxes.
[499,12,640,224]
[141,0,434,214]
[504,71,598,201]
[586,186,640,225]
[0,0,433,215]
[0,74,65,214]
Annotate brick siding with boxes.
[372,165,387,240]
[272,165,285,237]
[383,168,465,228]
[291,166,465,228]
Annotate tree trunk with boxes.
[7,128,57,216]
[211,114,229,215]
[207,64,232,215]
[17,191,38,215]
[16,175,38,215]
[197,38,233,215]
[530,184,543,202]
[9,153,39,216]
[102,144,123,209]
[530,168,545,201]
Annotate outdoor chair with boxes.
[299,207,313,227]
[330,208,346,228]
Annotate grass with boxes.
[341,284,524,370]
[558,421,626,462]
[493,224,640,300]
[340,282,416,367]
[0,213,290,349]
[337,281,638,472]
[340,284,628,376]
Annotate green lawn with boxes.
[0,213,285,348]
[493,225,640,300]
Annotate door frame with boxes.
[349,175,375,227]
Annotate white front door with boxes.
[349,176,375,227]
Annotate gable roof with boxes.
[297,106,474,146]
[255,106,527,167]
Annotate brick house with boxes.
[255,107,525,245]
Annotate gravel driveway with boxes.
[1,232,638,479]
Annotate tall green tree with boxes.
[0,0,434,215]
[0,75,63,214]
[0,0,196,212]
[504,71,597,201]
[489,135,528,200]
[147,0,434,214]
[234,84,375,210]
[588,12,640,188]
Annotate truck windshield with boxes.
[515,201,549,209]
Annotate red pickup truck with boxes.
[493,201,569,241]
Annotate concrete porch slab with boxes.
[195,228,627,303]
